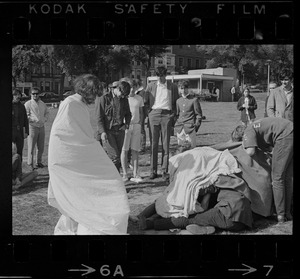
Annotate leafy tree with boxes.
[53,45,134,89]
[196,44,293,87]
[12,45,51,88]
[127,45,169,77]
[258,45,293,83]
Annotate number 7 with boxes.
[263,265,273,276]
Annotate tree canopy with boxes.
[196,44,293,86]
[13,44,293,91]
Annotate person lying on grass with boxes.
[138,175,253,235]
[12,142,38,191]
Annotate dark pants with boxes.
[140,115,146,152]
[154,208,245,232]
[12,127,24,162]
[148,109,173,174]
[103,127,125,171]
[139,203,246,232]
[272,132,293,216]
[12,154,22,180]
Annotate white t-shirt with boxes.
[152,82,170,110]
[128,94,144,124]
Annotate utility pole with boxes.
[266,59,271,93]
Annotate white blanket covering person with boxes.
[155,147,241,218]
[47,94,130,235]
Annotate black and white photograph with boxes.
[12,44,293,235]
[0,0,294,277]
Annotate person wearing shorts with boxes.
[121,79,144,183]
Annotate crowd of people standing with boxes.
[12,65,293,234]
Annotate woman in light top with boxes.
[237,87,257,127]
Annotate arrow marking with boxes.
[68,264,96,276]
[229,263,257,276]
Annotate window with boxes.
[137,61,140,66]
[158,59,163,64]
[40,81,44,91]
[33,66,41,74]
[55,82,59,93]
[137,70,141,80]
[196,59,199,68]
[179,57,183,67]
[45,81,50,91]
[187,58,191,68]
[132,61,135,65]
[45,65,50,74]
[167,57,171,65]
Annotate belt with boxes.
[152,109,171,113]
[110,124,123,131]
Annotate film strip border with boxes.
[0,237,293,277]
[0,1,294,43]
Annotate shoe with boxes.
[130,175,143,183]
[28,164,36,171]
[36,163,46,168]
[186,224,215,235]
[286,213,293,221]
[277,215,287,223]
[149,173,158,179]
[162,172,169,181]
[122,175,129,182]
[128,163,133,170]
[12,178,22,190]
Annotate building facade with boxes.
[172,45,206,74]
[130,45,205,86]
[27,63,63,94]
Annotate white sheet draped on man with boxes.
[47,94,130,235]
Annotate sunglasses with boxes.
[32,93,39,95]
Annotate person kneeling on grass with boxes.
[138,177,253,234]
[232,117,293,223]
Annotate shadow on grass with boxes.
[13,178,49,196]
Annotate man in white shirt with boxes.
[144,66,179,180]
[25,87,49,170]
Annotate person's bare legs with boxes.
[120,150,128,179]
[131,149,139,178]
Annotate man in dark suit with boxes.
[144,66,179,180]
[12,88,29,162]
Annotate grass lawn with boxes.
[12,93,292,235]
